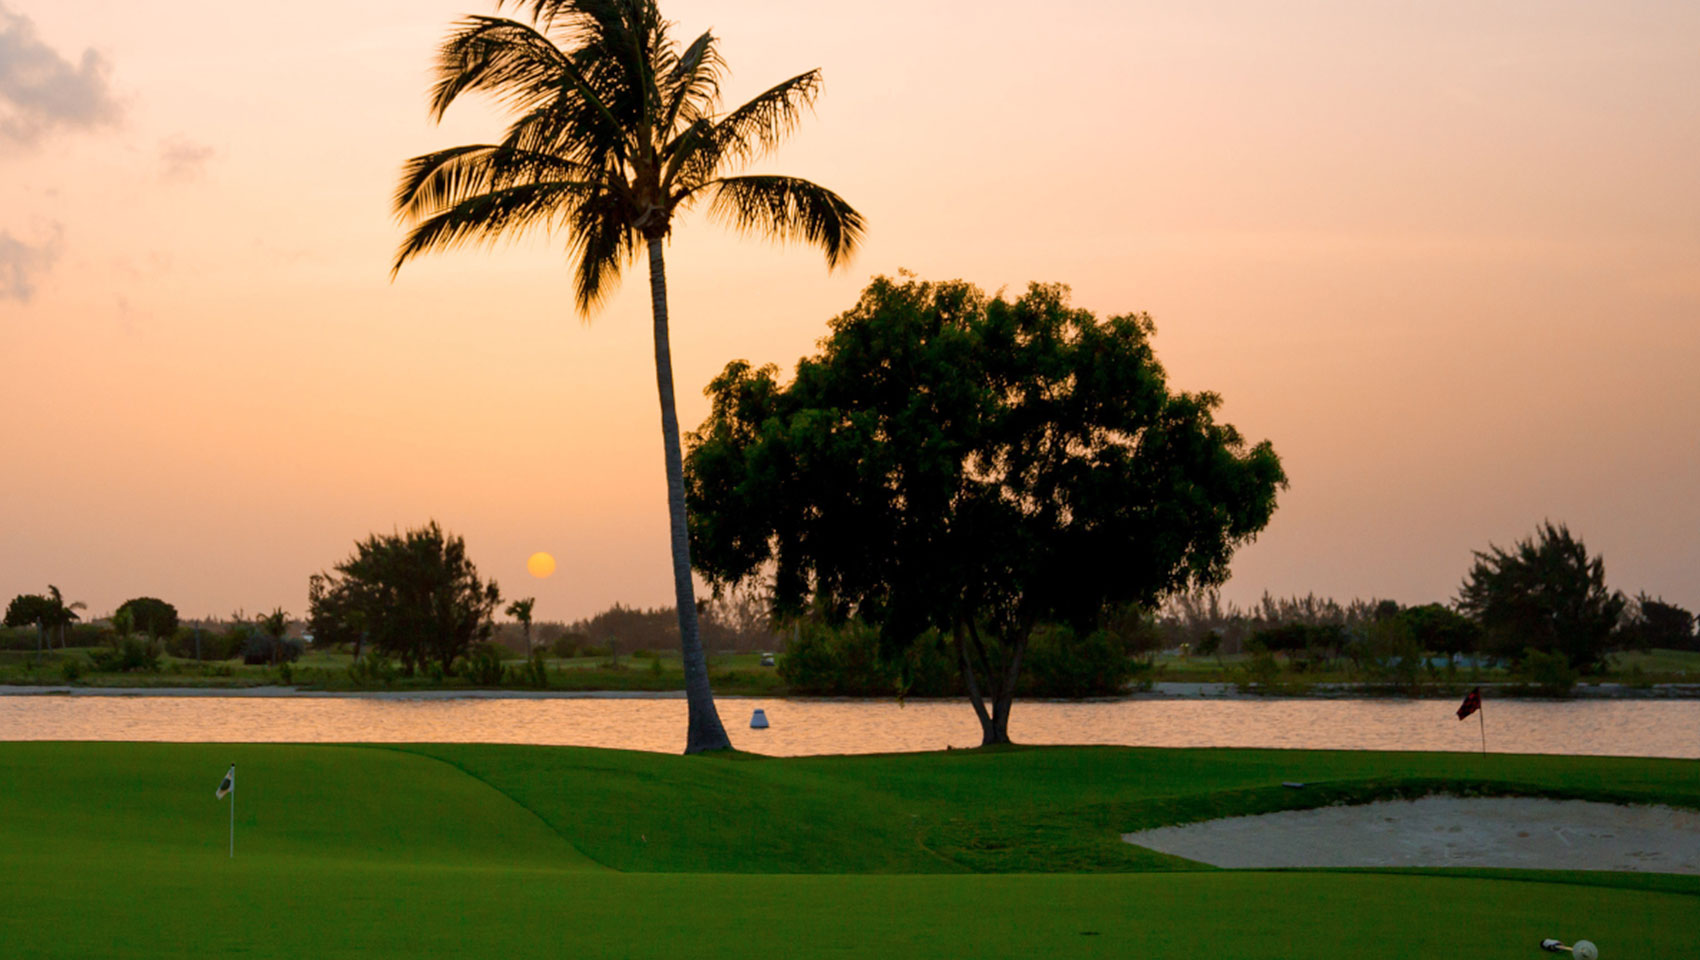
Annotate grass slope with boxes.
[0,742,1695,960]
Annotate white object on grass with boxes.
[1572,940,1597,960]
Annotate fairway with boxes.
[1,742,1695,959]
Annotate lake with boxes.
[1,693,1695,758]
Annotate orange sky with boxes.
[2,0,1696,622]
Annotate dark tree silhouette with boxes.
[686,277,1285,745]
[392,0,863,752]
[1457,521,1625,673]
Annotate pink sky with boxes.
[2,0,1696,622]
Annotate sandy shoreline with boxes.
[0,681,1694,700]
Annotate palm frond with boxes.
[429,16,569,119]
[392,180,597,275]
[711,70,822,165]
[658,29,723,137]
[394,145,591,221]
[664,70,821,191]
[706,175,864,269]
[566,194,640,312]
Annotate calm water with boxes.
[0,694,1695,758]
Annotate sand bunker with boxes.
[1122,796,1700,873]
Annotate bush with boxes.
[60,657,83,682]
[241,634,303,666]
[514,650,550,688]
[347,653,396,688]
[1517,647,1578,696]
[777,619,907,696]
[1017,625,1133,697]
[551,633,590,658]
[459,643,506,686]
[89,638,160,673]
[167,626,244,661]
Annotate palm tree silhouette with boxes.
[46,585,85,653]
[393,0,863,752]
[506,597,536,652]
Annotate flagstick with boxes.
[1478,706,1487,756]
[229,765,236,859]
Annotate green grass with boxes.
[0,742,1695,958]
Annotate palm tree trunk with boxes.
[645,235,732,754]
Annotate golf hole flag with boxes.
[216,764,235,799]
[1456,687,1483,720]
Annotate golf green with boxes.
[0,742,1693,959]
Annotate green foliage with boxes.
[88,638,159,673]
[776,618,923,696]
[1395,603,1481,656]
[1355,617,1427,694]
[1516,647,1579,696]
[114,597,178,641]
[3,594,53,630]
[551,632,589,658]
[687,276,1285,742]
[308,521,501,675]
[517,650,550,689]
[59,657,82,681]
[1017,625,1134,697]
[1457,522,1624,673]
[459,642,506,686]
[347,652,397,688]
[1619,594,1696,652]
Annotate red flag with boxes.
[1456,687,1482,720]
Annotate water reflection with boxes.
[0,695,1694,758]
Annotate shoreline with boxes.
[2,681,1695,701]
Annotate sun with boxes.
[526,552,556,579]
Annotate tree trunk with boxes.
[957,619,1026,746]
[645,235,732,754]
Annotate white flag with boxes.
[216,764,235,799]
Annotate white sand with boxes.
[1123,796,1700,873]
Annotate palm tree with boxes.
[45,585,85,653]
[506,597,536,652]
[393,0,864,753]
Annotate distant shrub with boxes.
[1017,625,1132,697]
[459,643,505,686]
[630,648,660,660]
[513,650,549,689]
[241,634,302,666]
[1517,647,1578,697]
[551,633,590,658]
[60,657,83,682]
[89,638,160,673]
[347,653,396,688]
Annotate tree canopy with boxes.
[686,276,1285,743]
[114,597,178,641]
[1456,521,1624,673]
[307,522,502,674]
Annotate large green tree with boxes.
[1456,521,1625,673]
[392,0,863,753]
[114,597,179,645]
[4,593,53,658]
[685,277,1285,744]
[308,522,503,675]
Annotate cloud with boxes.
[0,2,122,149]
[159,135,215,181]
[0,225,61,302]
